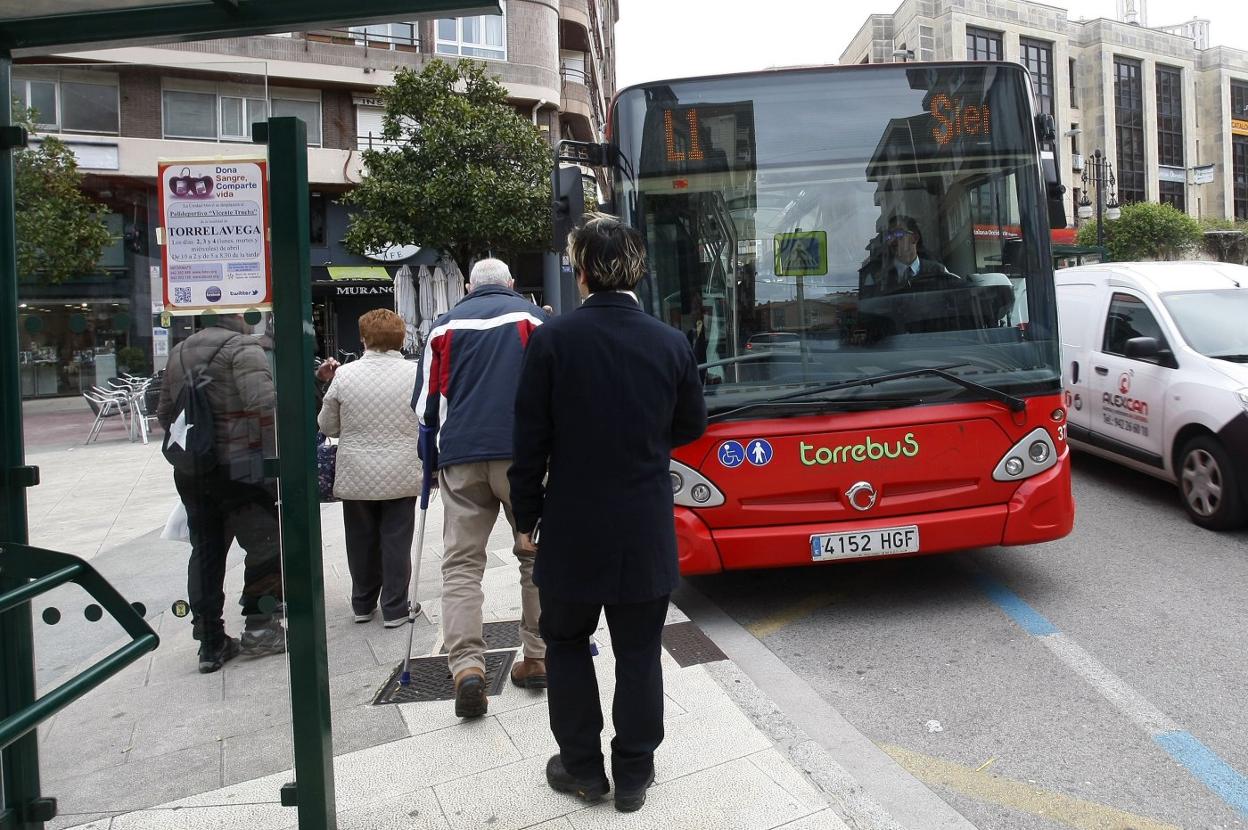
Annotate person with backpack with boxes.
[157,314,286,673]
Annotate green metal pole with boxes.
[258,116,337,830]
[0,53,45,830]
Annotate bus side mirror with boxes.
[552,164,585,253]
[1037,115,1067,230]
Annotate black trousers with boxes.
[174,469,283,643]
[539,592,669,791]
[342,497,416,621]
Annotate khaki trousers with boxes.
[439,459,544,676]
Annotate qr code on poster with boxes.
[173,287,192,304]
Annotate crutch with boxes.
[400,424,439,686]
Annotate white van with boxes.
[1055,261,1248,530]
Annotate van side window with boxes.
[1102,293,1167,356]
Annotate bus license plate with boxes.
[810,526,920,561]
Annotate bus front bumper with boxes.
[675,453,1073,574]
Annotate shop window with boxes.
[310,192,327,247]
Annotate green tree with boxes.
[343,59,552,274]
[1075,201,1203,262]
[12,109,113,283]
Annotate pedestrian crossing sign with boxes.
[774,231,828,277]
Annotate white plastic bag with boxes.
[161,501,190,543]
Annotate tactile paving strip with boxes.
[438,620,523,654]
[372,651,515,705]
[661,621,727,668]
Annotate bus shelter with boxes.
[0,4,495,829]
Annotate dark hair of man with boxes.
[567,212,648,293]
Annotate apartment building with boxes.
[13,0,618,398]
[840,0,1248,230]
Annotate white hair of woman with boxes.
[469,258,513,289]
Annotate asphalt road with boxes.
[689,452,1248,830]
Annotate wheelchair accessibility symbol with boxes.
[746,439,773,466]
[718,441,746,468]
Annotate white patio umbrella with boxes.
[441,254,466,307]
[416,265,438,349]
[393,264,419,353]
[430,262,451,317]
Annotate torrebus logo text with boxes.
[799,433,920,466]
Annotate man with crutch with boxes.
[412,258,550,718]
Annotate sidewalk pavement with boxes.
[21,402,940,830]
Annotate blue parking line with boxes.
[971,566,1248,820]
[968,571,1058,636]
[1155,731,1248,818]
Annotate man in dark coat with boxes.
[509,214,707,813]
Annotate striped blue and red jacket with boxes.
[412,283,548,468]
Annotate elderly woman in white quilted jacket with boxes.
[318,309,422,627]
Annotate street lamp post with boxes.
[1077,149,1120,254]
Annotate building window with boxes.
[163,89,218,139]
[220,96,268,141]
[1231,81,1247,219]
[163,85,322,146]
[1114,57,1146,204]
[965,27,1002,62]
[272,98,323,146]
[1069,58,1078,108]
[1159,180,1185,212]
[1156,65,1183,168]
[1020,38,1053,118]
[12,75,119,134]
[310,192,327,247]
[436,3,505,60]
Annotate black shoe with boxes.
[546,755,609,804]
[240,621,286,657]
[198,636,240,674]
[613,768,655,813]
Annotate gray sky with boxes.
[615,0,1248,90]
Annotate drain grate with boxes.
[661,621,727,668]
[372,651,515,705]
[438,620,523,654]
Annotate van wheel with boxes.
[1178,436,1246,530]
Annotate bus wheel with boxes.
[1178,436,1246,531]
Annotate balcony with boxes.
[560,65,603,141]
[303,24,421,53]
[559,0,592,55]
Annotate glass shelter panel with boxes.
[612,64,1060,416]
[17,61,304,825]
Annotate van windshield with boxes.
[1162,290,1248,360]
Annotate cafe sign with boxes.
[1232,119,1248,137]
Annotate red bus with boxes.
[580,61,1074,573]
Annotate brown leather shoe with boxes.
[510,657,547,689]
[453,668,488,718]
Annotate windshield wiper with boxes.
[707,365,1027,423]
[709,397,923,419]
[1211,353,1248,363]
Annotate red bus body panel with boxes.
[673,394,1074,574]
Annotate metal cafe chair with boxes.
[82,391,131,445]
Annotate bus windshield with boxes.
[610,63,1061,414]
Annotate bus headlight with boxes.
[670,459,725,508]
[993,428,1059,482]
[1237,388,1248,413]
